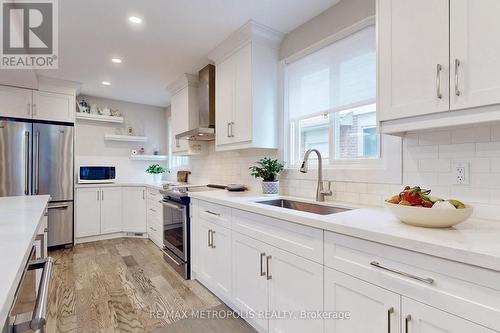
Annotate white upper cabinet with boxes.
[378,0,450,121]
[450,0,500,111]
[379,0,500,133]
[34,91,75,123]
[0,85,34,119]
[209,21,283,151]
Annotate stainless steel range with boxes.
[159,184,223,279]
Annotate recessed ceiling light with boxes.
[101,81,111,86]
[129,16,142,24]
[111,58,122,64]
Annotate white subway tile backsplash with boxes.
[419,131,451,145]
[418,159,451,173]
[469,158,491,173]
[491,125,500,141]
[404,145,439,160]
[439,143,476,158]
[451,126,491,144]
[476,142,500,157]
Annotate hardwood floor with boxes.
[47,238,256,333]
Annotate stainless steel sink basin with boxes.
[256,199,350,215]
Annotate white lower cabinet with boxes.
[197,217,232,301]
[402,297,494,333]
[192,200,499,333]
[100,187,122,234]
[122,187,147,233]
[324,268,400,333]
[231,226,323,333]
[76,187,101,237]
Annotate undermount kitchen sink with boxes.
[256,199,351,215]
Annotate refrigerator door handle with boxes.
[24,131,30,195]
[34,131,40,194]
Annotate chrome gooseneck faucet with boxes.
[300,149,332,202]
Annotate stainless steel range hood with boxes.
[176,64,215,141]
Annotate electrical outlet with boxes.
[452,161,470,185]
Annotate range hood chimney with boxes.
[175,64,215,141]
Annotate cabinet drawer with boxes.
[232,209,323,264]
[325,232,500,330]
[198,201,231,229]
[147,203,162,216]
[148,189,162,199]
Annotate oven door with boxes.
[161,200,187,261]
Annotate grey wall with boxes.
[76,95,168,181]
[279,0,375,60]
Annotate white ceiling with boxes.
[36,0,339,107]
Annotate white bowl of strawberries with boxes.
[385,186,473,228]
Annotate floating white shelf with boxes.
[76,113,124,123]
[129,155,167,161]
[104,134,148,142]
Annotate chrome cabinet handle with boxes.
[205,210,221,216]
[370,261,434,284]
[211,230,216,248]
[47,204,69,210]
[27,103,31,116]
[455,59,461,96]
[101,190,104,201]
[266,255,272,280]
[230,122,235,137]
[34,131,40,194]
[260,252,266,276]
[24,131,30,195]
[405,314,411,333]
[207,229,211,247]
[387,307,394,333]
[227,122,231,138]
[150,226,157,232]
[436,64,443,99]
[97,190,100,201]
[33,103,37,116]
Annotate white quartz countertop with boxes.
[0,195,50,326]
[188,190,500,272]
[75,181,168,190]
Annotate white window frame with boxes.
[280,16,402,184]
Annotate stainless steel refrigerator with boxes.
[0,118,74,247]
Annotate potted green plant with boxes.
[146,164,169,183]
[249,157,285,195]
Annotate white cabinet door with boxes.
[324,268,400,333]
[0,85,33,119]
[402,297,495,333]
[122,187,147,232]
[232,232,269,332]
[171,89,189,153]
[34,91,74,123]
[100,187,122,234]
[210,223,232,301]
[268,246,324,333]
[215,55,234,146]
[378,0,450,121]
[197,218,216,285]
[76,188,101,238]
[450,0,500,111]
[232,43,253,144]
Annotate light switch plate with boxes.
[452,161,470,185]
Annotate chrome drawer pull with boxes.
[405,314,411,333]
[260,252,266,277]
[387,307,394,333]
[211,230,216,248]
[455,58,461,96]
[205,210,221,216]
[370,261,434,284]
[266,255,272,280]
[436,64,443,99]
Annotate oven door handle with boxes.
[161,247,182,266]
[11,257,54,332]
[160,200,186,211]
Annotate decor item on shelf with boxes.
[90,104,98,114]
[131,149,137,155]
[153,147,159,155]
[77,99,89,113]
[176,170,191,183]
[101,107,111,116]
[139,147,145,154]
[249,157,285,195]
[146,164,169,183]
[127,126,134,135]
[110,109,121,117]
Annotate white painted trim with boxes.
[75,232,147,244]
[283,16,376,65]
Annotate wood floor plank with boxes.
[47,238,255,333]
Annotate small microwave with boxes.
[78,166,116,183]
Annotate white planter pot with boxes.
[262,181,279,195]
[152,173,162,183]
